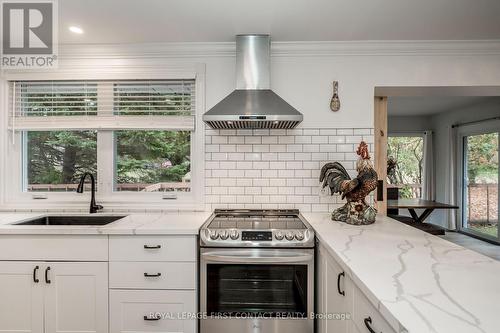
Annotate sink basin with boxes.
[14,215,127,226]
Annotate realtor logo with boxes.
[1,0,58,69]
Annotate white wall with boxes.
[388,115,431,133]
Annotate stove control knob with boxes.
[219,230,229,240]
[230,230,239,240]
[275,231,284,240]
[209,230,219,240]
[295,231,305,241]
[285,231,295,241]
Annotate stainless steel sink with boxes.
[14,215,127,226]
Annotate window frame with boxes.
[0,66,205,211]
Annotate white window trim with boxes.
[0,64,206,211]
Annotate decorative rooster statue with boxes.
[319,141,378,225]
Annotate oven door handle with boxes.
[201,251,313,264]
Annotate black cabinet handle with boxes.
[33,266,39,283]
[337,272,345,296]
[45,266,51,284]
[144,245,161,249]
[364,316,379,333]
[144,272,162,277]
[143,315,161,321]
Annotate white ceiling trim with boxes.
[57,40,500,60]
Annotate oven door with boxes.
[200,248,314,333]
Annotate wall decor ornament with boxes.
[330,81,340,111]
[319,141,378,225]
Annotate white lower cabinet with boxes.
[108,235,197,333]
[0,261,108,333]
[317,245,353,333]
[317,243,397,333]
[45,262,108,333]
[0,262,44,333]
[109,290,196,333]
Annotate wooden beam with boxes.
[374,96,388,215]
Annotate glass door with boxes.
[462,131,499,243]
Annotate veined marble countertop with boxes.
[303,213,500,333]
[0,211,211,235]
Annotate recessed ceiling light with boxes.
[69,26,84,34]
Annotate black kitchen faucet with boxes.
[76,173,103,214]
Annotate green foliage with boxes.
[466,133,498,184]
[387,136,423,199]
[27,131,97,186]
[115,131,191,185]
[27,130,191,190]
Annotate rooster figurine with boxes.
[319,141,378,225]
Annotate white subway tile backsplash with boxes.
[212,136,228,144]
[319,129,336,135]
[245,170,262,178]
[253,144,270,152]
[270,145,287,152]
[262,169,278,178]
[236,144,252,152]
[262,153,278,161]
[229,136,245,144]
[245,136,262,144]
[228,152,245,160]
[206,144,220,152]
[278,152,295,160]
[220,178,237,186]
[205,128,373,212]
[337,129,354,135]
[311,136,328,144]
[287,144,303,152]
[262,136,278,144]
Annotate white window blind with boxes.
[9,80,195,131]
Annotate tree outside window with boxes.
[387,136,424,199]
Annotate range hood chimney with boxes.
[203,35,303,129]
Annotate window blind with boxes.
[9,80,196,131]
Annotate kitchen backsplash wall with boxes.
[205,127,374,212]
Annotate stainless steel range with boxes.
[199,209,315,333]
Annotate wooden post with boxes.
[374,97,388,216]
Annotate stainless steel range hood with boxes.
[203,35,303,129]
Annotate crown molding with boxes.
[56,40,500,60]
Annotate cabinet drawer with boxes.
[109,262,196,289]
[109,289,196,333]
[353,286,397,333]
[0,235,108,261]
[109,235,196,262]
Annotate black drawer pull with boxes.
[337,271,345,296]
[144,245,161,249]
[144,315,161,321]
[45,266,51,284]
[144,272,162,277]
[33,266,39,283]
[364,316,379,333]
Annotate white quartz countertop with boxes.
[303,212,500,333]
[0,211,211,235]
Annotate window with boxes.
[387,135,424,198]
[25,131,97,192]
[115,130,191,192]
[7,78,200,207]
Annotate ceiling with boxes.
[388,96,497,116]
[59,0,500,44]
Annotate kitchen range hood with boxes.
[203,35,303,129]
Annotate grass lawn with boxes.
[469,224,498,237]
